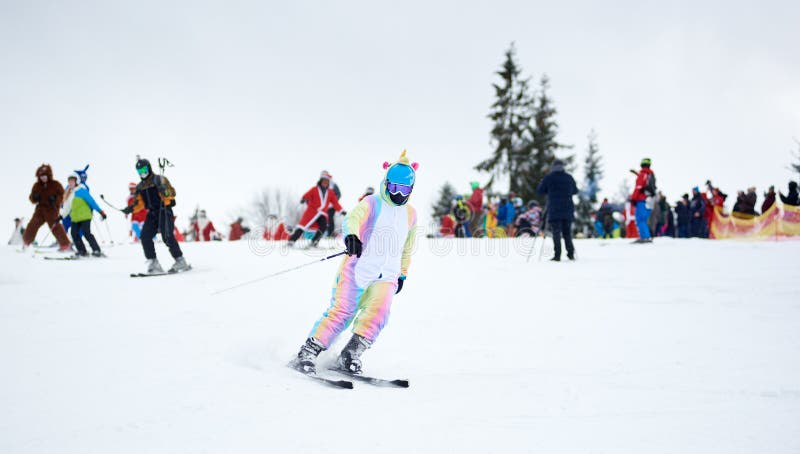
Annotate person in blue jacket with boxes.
[537,159,578,261]
[496,197,515,230]
[69,165,107,257]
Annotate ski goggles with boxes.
[387,182,413,197]
[137,166,150,176]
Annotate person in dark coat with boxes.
[689,187,707,238]
[674,194,691,238]
[761,186,776,213]
[780,181,799,206]
[537,159,578,261]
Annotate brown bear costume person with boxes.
[22,164,72,250]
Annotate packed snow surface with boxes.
[1,237,799,453]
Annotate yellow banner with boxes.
[710,203,800,239]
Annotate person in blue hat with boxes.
[289,150,419,376]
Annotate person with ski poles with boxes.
[121,158,190,274]
[21,164,72,251]
[68,165,107,257]
[287,170,345,248]
[289,150,419,376]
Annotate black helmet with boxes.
[136,158,152,180]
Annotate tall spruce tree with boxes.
[575,130,603,237]
[476,43,535,197]
[431,182,457,217]
[525,75,573,205]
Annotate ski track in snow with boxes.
[1,238,799,453]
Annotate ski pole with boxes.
[212,250,347,296]
[103,217,115,245]
[99,194,126,212]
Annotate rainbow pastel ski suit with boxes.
[309,191,417,347]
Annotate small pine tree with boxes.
[791,139,800,178]
[575,130,604,236]
[431,182,457,217]
[524,75,573,205]
[476,43,535,196]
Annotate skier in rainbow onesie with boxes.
[289,150,419,376]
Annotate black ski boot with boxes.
[289,338,325,374]
[336,334,372,375]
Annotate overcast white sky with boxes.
[2,0,798,237]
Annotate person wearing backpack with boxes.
[630,158,656,243]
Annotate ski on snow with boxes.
[287,364,353,389]
[328,367,410,388]
[130,266,192,278]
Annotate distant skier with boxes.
[263,214,290,241]
[451,195,472,238]
[122,158,190,274]
[326,180,342,238]
[126,182,148,242]
[514,200,543,237]
[288,170,344,248]
[537,159,578,261]
[228,217,250,241]
[8,218,24,246]
[629,158,656,243]
[68,165,107,257]
[22,164,72,251]
[780,181,799,206]
[191,210,219,241]
[289,150,419,376]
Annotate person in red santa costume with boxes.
[192,209,219,241]
[263,214,290,241]
[288,170,345,248]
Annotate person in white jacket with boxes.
[289,150,419,376]
[60,173,78,235]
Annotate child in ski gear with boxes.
[290,150,419,376]
[630,158,656,242]
[122,158,189,274]
[515,200,542,237]
[69,165,107,257]
[127,182,148,241]
[60,174,78,234]
[538,159,578,260]
[288,171,344,247]
[22,164,72,251]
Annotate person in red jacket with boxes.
[228,217,250,241]
[629,158,656,243]
[127,182,148,242]
[288,170,344,247]
[263,214,290,240]
[466,181,484,234]
[191,210,219,241]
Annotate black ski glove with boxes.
[396,278,404,294]
[121,205,133,215]
[99,210,107,220]
[344,234,362,258]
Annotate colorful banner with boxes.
[710,203,800,240]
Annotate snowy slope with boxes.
[1,238,799,453]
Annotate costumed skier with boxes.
[60,173,78,235]
[287,170,344,248]
[629,158,656,243]
[122,158,190,274]
[22,164,72,251]
[68,165,107,257]
[289,150,419,376]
